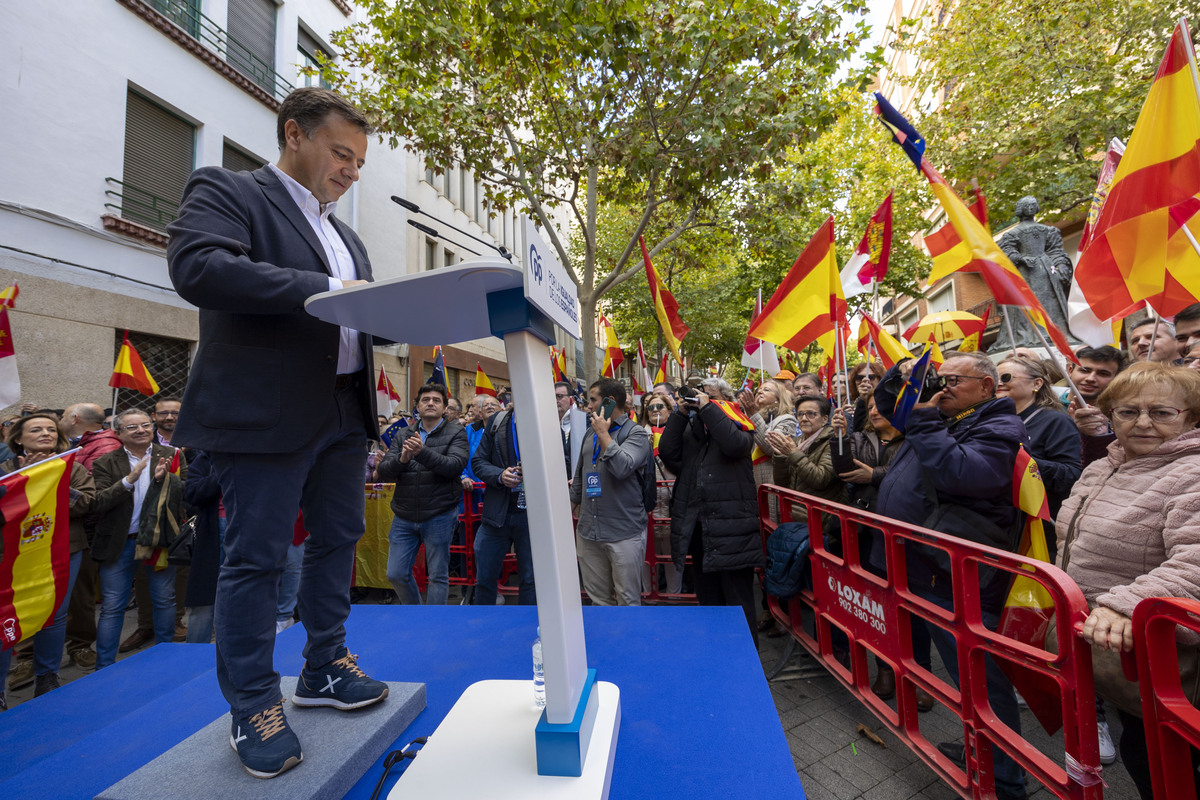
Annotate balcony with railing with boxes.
[101,178,178,246]
[118,0,293,108]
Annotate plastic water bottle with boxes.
[532,626,546,708]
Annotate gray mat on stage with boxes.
[95,677,426,800]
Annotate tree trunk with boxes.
[580,295,598,381]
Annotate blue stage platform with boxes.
[0,605,804,799]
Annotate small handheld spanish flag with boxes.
[709,399,755,432]
[110,331,159,396]
[475,363,497,397]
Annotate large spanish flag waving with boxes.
[110,331,159,396]
[1076,22,1200,319]
[748,217,846,353]
[640,237,690,365]
[874,94,1077,364]
[0,451,75,650]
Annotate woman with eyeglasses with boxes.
[736,379,797,514]
[995,356,1082,533]
[847,361,885,433]
[0,413,95,706]
[1056,362,1200,798]
[639,392,681,594]
[765,395,845,507]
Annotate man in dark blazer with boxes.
[167,88,387,780]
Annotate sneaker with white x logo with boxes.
[229,700,303,779]
[292,646,389,710]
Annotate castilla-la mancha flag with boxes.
[0,451,77,650]
[0,283,20,408]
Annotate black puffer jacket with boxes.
[659,402,761,573]
[376,420,469,522]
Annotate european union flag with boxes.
[874,93,926,171]
[381,418,409,448]
[891,346,934,433]
[428,345,447,387]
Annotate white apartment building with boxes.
[0,0,553,415]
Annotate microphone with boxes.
[391,195,513,261]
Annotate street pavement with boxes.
[755,616,1138,799]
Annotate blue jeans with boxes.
[96,539,176,669]
[387,508,457,605]
[276,540,306,622]
[472,515,536,606]
[210,383,367,718]
[919,592,1025,798]
[0,550,82,681]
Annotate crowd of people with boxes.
[4,306,1199,799]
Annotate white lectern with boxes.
[305,256,619,798]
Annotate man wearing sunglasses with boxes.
[873,352,1030,800]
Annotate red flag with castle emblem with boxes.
[0,451,76,650]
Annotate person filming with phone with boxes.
[570,379,651,606]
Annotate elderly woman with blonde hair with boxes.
[1057,362,1200,798]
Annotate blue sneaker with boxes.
[292,647,389,710]
[229,700,303,779]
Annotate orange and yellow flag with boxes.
[0,452,75,650]
[1076,22,1200,319]
[640,237,690,365]
[748,217,846,354]
[475,363,497,397]
[109,331,159,396]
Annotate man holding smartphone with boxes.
[570,378,651,606]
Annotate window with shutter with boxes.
[226,0,277,92]
[222,141,266,173]
[298,26,332,88]
[120,91,195,231]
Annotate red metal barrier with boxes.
[758,484,1101,800]
[371,481,698,604]
[1133,597,1200,800]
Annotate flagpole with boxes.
[111,386,118,423]
[1002,308,1018,358]
[1022,309,1089,407]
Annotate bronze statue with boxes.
[990,196,1081,352]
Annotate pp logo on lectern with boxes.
[529,244,543,284]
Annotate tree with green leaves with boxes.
[894,0,1194,226]
[326,0,876,377]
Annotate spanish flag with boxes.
[923,189,989,282]
[709,399,755,432]
[0,283,19,309]
[875,94,1078,365]
[649,426,664,457]
[0,451,75,649]
[857,312,911,368]
[641,237,690,365]
[109,331,160,396]
[1075,22,1200,319]
[748,216,846,354]
[654,353,668,385]
[551,347,569,383]
[600,314,624,378]
[958,305,990,352]
[998,446,1060,734]
[475,363,497,397]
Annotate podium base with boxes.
[390,679,620,800]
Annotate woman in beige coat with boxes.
[1057,362,1200,799]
